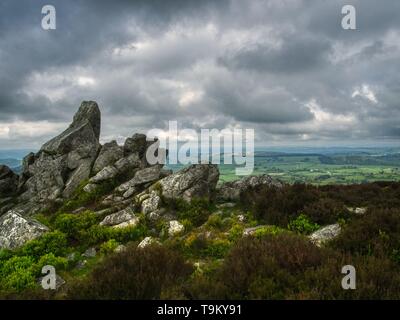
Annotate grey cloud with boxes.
[0,0,400,148]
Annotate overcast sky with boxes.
[0,0,400,149]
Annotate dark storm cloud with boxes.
[0,0,399,148]
[218,36,332,74]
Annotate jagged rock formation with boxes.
[217,174,284,201]
[0,210,49,249]
[17,101,101,212]
[0,100,285,251]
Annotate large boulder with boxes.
[116,165,163,193]
[124,133,147,157]
[0,210,49,250]
[158,164,219,202]
[218,174,283,201]
[18,101,101,210]
[92,141,124,174]
[99,207,139,229]
[0,165,18,197]
[309,224,341,247]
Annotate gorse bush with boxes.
[67,244,193,299]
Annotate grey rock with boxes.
[117,165,162,193]
[0,165,18,197]
[243,225,268,236]
[309,224,341,247]
[168,220,184,236]
[72,207,87,214]
[123,133,148,157]
[159,164,219,202]
[100,207,137,227]
[89,165,119,184]
[83,183,98,193]
[114,244,127,253]
[347,207,367,215]
[94,207,118,216]
[82,247,97,258]
[92,141,124,174]
[138,236,159,248]
[123,187,137,199]
[76,260,87,269]
[141,192,161,215]
[0,210,49,249]
[114,152,142,172]
[218,174,283,201]
[217,202,236,209]
[112,217,139,229]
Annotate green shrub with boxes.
[54,211,98,239]
[32,253,69,275]
[288,214,320,235]
[0,256,36,292]
[20,231,68,258]
[80,224,147,245]
[202,239,231,259]
[228,224,244,242]
[253,225,286,238]
[100,239,119,255]
[205,214,224,230]
[166,198,212,227]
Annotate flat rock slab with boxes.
[0,210,49,250]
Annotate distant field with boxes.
[169,147,400,185]
[218,154,400,184]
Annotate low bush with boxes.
[19,231,68,259]
[288,214,320,235]
[67,244,193,299]
[330,208,400,260]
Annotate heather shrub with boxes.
[67,244,193,299]
[330,208,400,260]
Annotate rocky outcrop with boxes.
[99,207,139,229]
[309,224,341,247]
[92,141,123,174]
[0,210,49,249]
[116,165,163,193]
[0,165,18,197]
[158,164,219,202]
[17,101,101,213]
[218,174,283,201]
